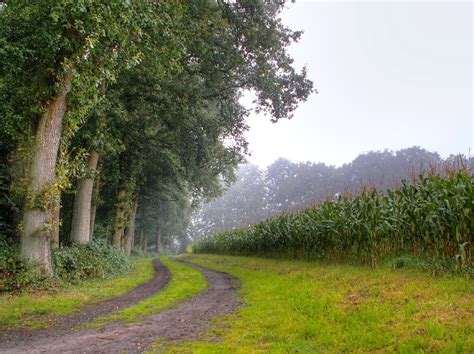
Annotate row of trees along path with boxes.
[0,1,313,272]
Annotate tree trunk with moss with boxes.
[112,189,128,248]
[89,163,101,240]
[87,87,104,242]
[70,150,99,243]
[139,229,147,252]
[123,195,138,256]
[21,71,72,274]
[156,223,163,254]
[50,199,60,250]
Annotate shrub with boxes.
[52,240,131,282]
[1,239,131,292]
[0,239,50,292]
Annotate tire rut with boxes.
[0,258,240,353]
[0,259,170,350]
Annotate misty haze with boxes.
[0,1,472,352]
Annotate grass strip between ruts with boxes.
[88,257,207,327]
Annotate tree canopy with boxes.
[0,0,313,270]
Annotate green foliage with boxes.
[0,0,187,232]
[89,0,314,252]
[1,239,132,292]
[52,240,130,282]
[0,239,50,292]
[194,171,474,274]
[1,0,314,261]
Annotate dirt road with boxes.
[0,259,239,353]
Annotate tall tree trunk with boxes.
[70,150,99,243]
[21,70,73,274]
[123,195,138,256]
[156,223,163,254]
[50,198,60,250]
[112,189,127,248]
[140,229,146,252]
[89,203,97,241]
[89,163,101,240]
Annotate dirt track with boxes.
[0,258,240,353]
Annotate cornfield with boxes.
[193,170,473,273]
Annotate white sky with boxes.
[243,0,473,167]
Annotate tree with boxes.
[89,0,313,254]
[194,164,267,237]
[70,150,99,243]
[1,0,314,270]
[0,0,184,272]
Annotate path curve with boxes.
[0,259,170,348]
[0,258,240,353]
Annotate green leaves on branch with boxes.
[1,0,315,257]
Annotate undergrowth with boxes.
[0,239,131,293]
[53,240,131,282]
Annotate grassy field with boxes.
[0,258,155,330]
[89,257,207,326]
[161,254,474,353]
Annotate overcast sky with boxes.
[243,0,473,167]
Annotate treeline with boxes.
[194,169,473,274]
[194,147,472,237]
[0,1,313,275]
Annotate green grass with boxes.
[0,258,155,330]
[90,257,207,326]
[158,254,474,353]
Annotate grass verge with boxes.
[159,254,473,353]
[89,257,207,327]
[0,258,155,330]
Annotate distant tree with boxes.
[195,164,267,236]
[342,147,441,190]
[194,147,454,236]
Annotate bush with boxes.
[52,240,131,282]
[0,239,50,292]
[1,239,131,292]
